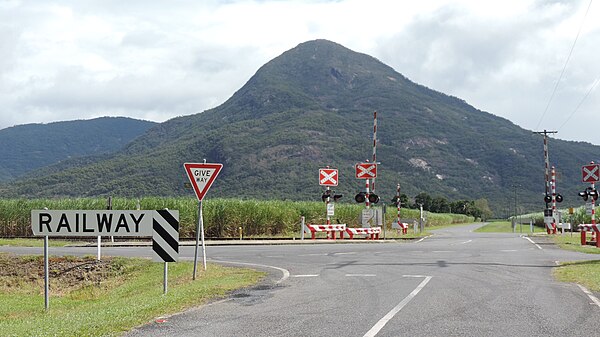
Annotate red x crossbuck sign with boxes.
[319,168,338,186]
[582,163,600,183]
[355,163,377,179]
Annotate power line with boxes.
[535,0,593,130]
[557,78,599,131]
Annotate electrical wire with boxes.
[535,0,593,130]
[556,78,599,131]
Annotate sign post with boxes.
[184,161,223,279]
[319,167,338,228]
[355,162,377,209]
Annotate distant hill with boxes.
[3,40,599,214]
[0,117,156,181]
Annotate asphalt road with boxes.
[3,223,600,336]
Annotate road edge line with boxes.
[363,275,432,337]
[522,236,543,250]
[577,284,600,308]
[209,260,290,284]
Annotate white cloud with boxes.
[0,0,599,145]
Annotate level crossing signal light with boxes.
[322,190,342,202]
[354,192,379,204]
[578,187,598,201]
[544,194,563,203]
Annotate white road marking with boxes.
[334,252,357,255]
[577,284,600,308]
[346,274,376,277]
[209,260,290,284]
[523,236,543,250]
[432,250,454,253]
[415,238,426,243]
[501,250,518,252]
[364,275,432,337]
[299,253,327,257]
[292,274,319,278]
[461,240,472,244]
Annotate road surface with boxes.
[3,223,600,336]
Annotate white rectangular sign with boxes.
[32,210,157,236]
[327,203,335,216]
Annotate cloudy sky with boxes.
[1,0,599,145]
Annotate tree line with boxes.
[397,192,493,220]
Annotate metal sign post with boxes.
[163,262,168,295]
[44,235,49,311]
[184,161,223,279]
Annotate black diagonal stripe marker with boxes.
[156,209,179,233]
[153,218,178,253]
[152,210,179,262]
[153,239,176,262]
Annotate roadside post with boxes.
[578,162,600,246]
[300,216,305,240]
[318,166,343,239]
[43,207,49,311]
[184,161,223,278]
[31,209,179,309]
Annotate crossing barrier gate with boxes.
[345,227,381,240]
[304,224,347,240]
[578,224,600,248]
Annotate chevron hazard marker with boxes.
[152,210,179,262]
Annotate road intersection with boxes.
[3,223,599,336]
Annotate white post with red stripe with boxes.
[372,111,377,193]
[550,166,557,234]
[592,181,596,225]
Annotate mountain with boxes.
[0,117,156,182]
[2,40,599,214]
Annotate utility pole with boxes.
[533,130,557,209]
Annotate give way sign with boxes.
[355,163,377,179]
[319,168,338,186]
[184,163,223,201]
[582,163,600,183]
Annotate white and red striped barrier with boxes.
[304,224,346,240]
[399,223,409,234]
[345,227,381,240]
[578,224,600,248]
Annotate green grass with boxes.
[552,234,600,254]
[0,255,264,337]
[554,260,600,292]
[0,238,86,247]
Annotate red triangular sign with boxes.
[184,163,223,201]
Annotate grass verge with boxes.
[552,234,600,254]
[474,221,538,233]
[0,238,86,247]
[554,260,600,292]
[0,253,264,336]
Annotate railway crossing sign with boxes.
[355,163,377,179]
[582,163,600,183]
[31,209,180,262]
[184,163,223,201]
[319,168,338,186]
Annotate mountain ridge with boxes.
[2,40,599,214]
[0,117,156,182]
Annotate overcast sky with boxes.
[1,0,599,145]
